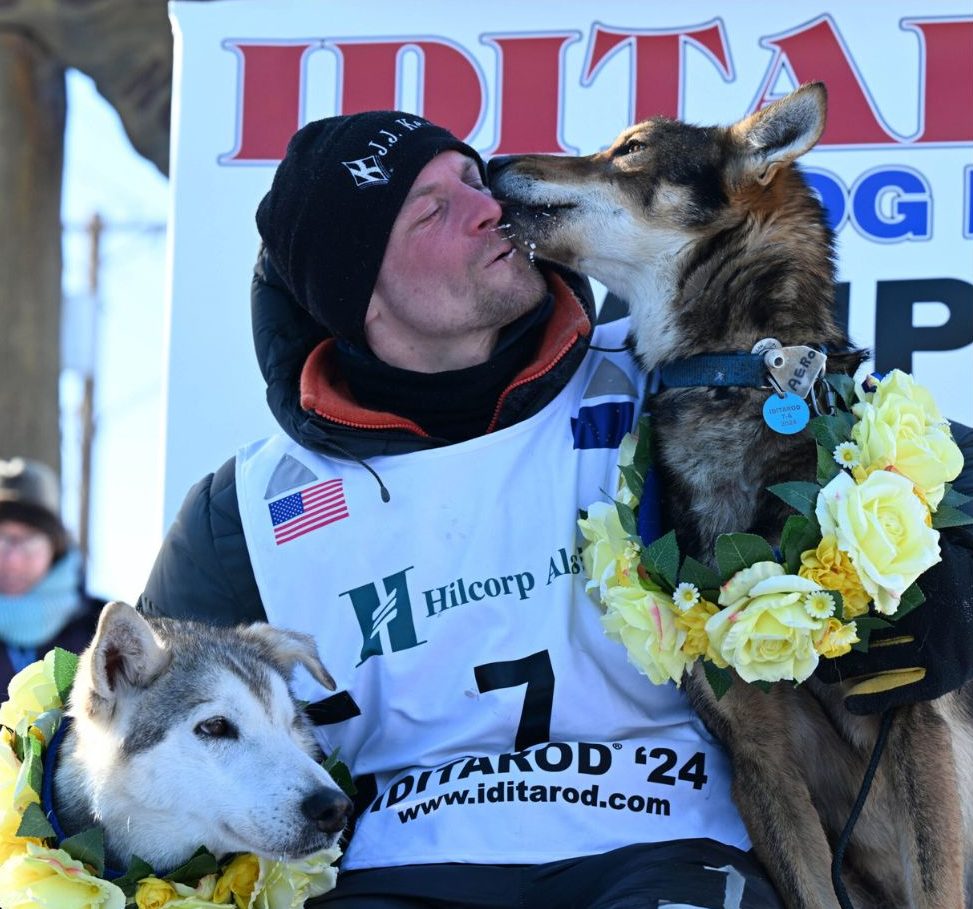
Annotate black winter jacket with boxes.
[140,249,597,623]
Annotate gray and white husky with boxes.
[51,601,352,871]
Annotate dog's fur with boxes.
[490,83,972,908]
[52,601,352,871]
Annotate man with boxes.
[141,112,973,908]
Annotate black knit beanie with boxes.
[255,111,484,346]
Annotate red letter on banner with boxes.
[904,18,973,143]
[223,42,318,162]
[332,40,482,141]
[485,34,577,155]
[584,22,731,121]
[756,16,895,145]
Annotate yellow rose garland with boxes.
[580,370,972,693]
[0,652,342,909]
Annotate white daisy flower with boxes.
[672,582,700,612]
[833,441,860,469]
[803,590,836,619]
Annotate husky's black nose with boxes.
[302,788,353,833]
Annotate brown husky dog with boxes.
[489,83,971,908]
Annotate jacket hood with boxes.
[250,246,596,461]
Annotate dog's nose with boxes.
[302,788,353,834]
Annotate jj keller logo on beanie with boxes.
[256,109,483,344]
[342,116,430,188]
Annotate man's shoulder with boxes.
[140,455,266,624]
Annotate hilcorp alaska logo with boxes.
[219,13,972,162]
[341,548,584,665]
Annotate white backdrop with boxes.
[165,0,973,526]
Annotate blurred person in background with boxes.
[0,458,101,690]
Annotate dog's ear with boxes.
[243,624,337,692]
[729,81,826,186]
[80,601,171,718]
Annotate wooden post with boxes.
[0,32,66,469]
[77,213,103,561]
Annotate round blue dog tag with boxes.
[763,392,810,435]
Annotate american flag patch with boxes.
[268,479,348,545]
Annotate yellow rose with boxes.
[578,501,640,597]
[816,471,941,615]
[251,846,341,909]
[707,570,823,683]
[814,618,859,659]
[601,584,693,685]
[136,877,180,909]
[798,535,871,619]
[675,600,724,665]
[0,652,61,733]
[851,370,963,509]
[213,853,259,909]
[0,842,125,909]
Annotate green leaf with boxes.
[322,750,358,798]
[113,855,156,898]
[640,530,680,589]
[829,590,845,621]
[893,583,925,621]
[16,801,56,840]
[678,557,721,599]
[816,443,840,485]
[941,484,972,509]
[825,373,856,409]
[52,648,79,705]
[768,481,821,519]
[166,846,220,884]
[21,734,43,802]
[615,500,637,536]
[703,662,733,700]
[809,413,851,454]
[931,503,973,530]
[61,826,106,877]
[714,533,777,582]
[632,415,654,477]
[750,679,773,694]
[851,615,894,651]
[779,514,821,574]
[618,464,644,501]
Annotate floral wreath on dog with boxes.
[0,650,343,909]
[579,370,973,693]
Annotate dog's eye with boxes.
[195,716,237,739]
[619,140,647,157]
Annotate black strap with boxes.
[831,708,895,908]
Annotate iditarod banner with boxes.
[165,0,972,524]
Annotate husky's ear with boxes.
[244,624,337,692]
[729,82,826,186]
[80,602,170,718]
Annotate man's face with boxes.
[365,151,546,371]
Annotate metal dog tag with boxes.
[763,346,826,400]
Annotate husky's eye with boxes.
[619,139,647,157]
[195,716,237,739]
